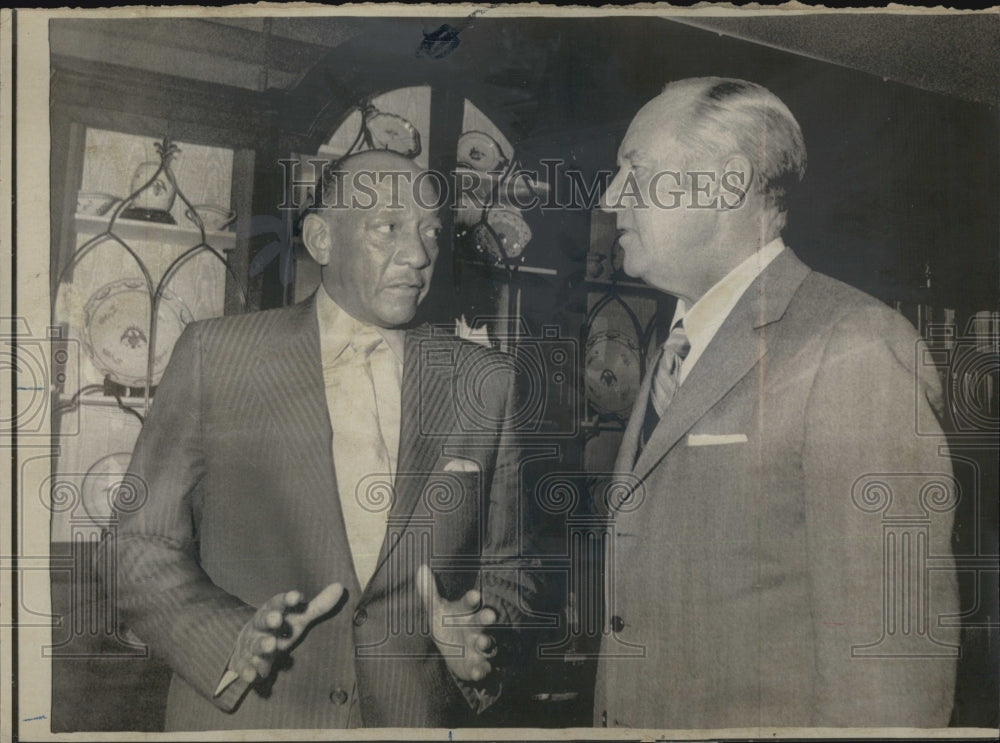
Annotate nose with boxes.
[600,168,627,214]
[394,227,434,270]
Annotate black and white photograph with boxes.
[2,5,998,740]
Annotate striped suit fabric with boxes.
[106,294,533,730]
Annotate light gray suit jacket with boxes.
[107,295,532,730]
[594,250,959,729]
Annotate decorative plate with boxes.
[184,203,236,232]
[82,278,193,388]
[486,207,532,260]
[76,191,120,216]
[585,330,642,416]
[80,452,134,522]
[365,110,421,158]
[457,131,507,173]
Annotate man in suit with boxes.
[593,78,959,729]
[108,150,533,730]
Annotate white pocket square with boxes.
[687,433,748,446]
[442,458,480,473]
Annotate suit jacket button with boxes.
[329,687,349,705]
[353,608,368,626]
[611,614,625,633]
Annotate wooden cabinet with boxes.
[48,59,281,732]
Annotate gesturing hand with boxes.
[415,564,497,683]
[231,582,344,684]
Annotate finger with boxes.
[461,589,481,610]
[240,666,257,684]
[299,582,344,623]
[250,654,271,678]
[285,583,344,636]
[414,564,439,615]
[252,608,285,632]
[263,590,295,613]
[253,634,277,656]
[251,592,291,631]
[468,660,491,682]
[474,634,495,655]
[282,590,303,609]
[473,607,497,626]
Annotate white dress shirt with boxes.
[215,290,407,699]
[672,237,786,384]
[316,288,405,588]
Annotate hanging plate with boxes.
[585,330,642,416]
[81,452,135,522]
[457,131,507,173]
[365,110,421,159]
[486,207,532,260]
[82,278,193,388]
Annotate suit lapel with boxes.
[366,325,458,589]
[632,250,812,484]
[395,326,456,495]
[250,295,335,495]
[632,307,767,480]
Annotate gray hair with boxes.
[666,77,807,214]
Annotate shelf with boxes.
[457,258,558,277]
[584,276,657,292]
[514,264,558,277]
[74,213,237,251]
[58,392,151,410]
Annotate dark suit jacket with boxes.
[108,295,531,730]
[594,250,959,729]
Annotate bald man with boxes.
[109,152,532,730]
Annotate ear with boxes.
[721,154,753,209]
[302,212,333,266]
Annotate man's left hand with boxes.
[415,564,498,682]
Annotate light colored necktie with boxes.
[650,321,690,416]
[640,321,690,454]
[328,328,394,588]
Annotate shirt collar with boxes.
[315,288,406,367]
[671,237,786,381]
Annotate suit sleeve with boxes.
[102,323,256,711]
[801,308,959,726]
[447,349,539,713]
[480,352,538,628]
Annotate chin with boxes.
[376,304,418,328]
[621,254,645,281]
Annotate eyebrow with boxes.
[618,148,647,166]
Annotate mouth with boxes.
[384,281,424,293]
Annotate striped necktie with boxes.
[639,321,690,455]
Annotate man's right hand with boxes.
[230,582,344,684]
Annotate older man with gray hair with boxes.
[595,77,958,729]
